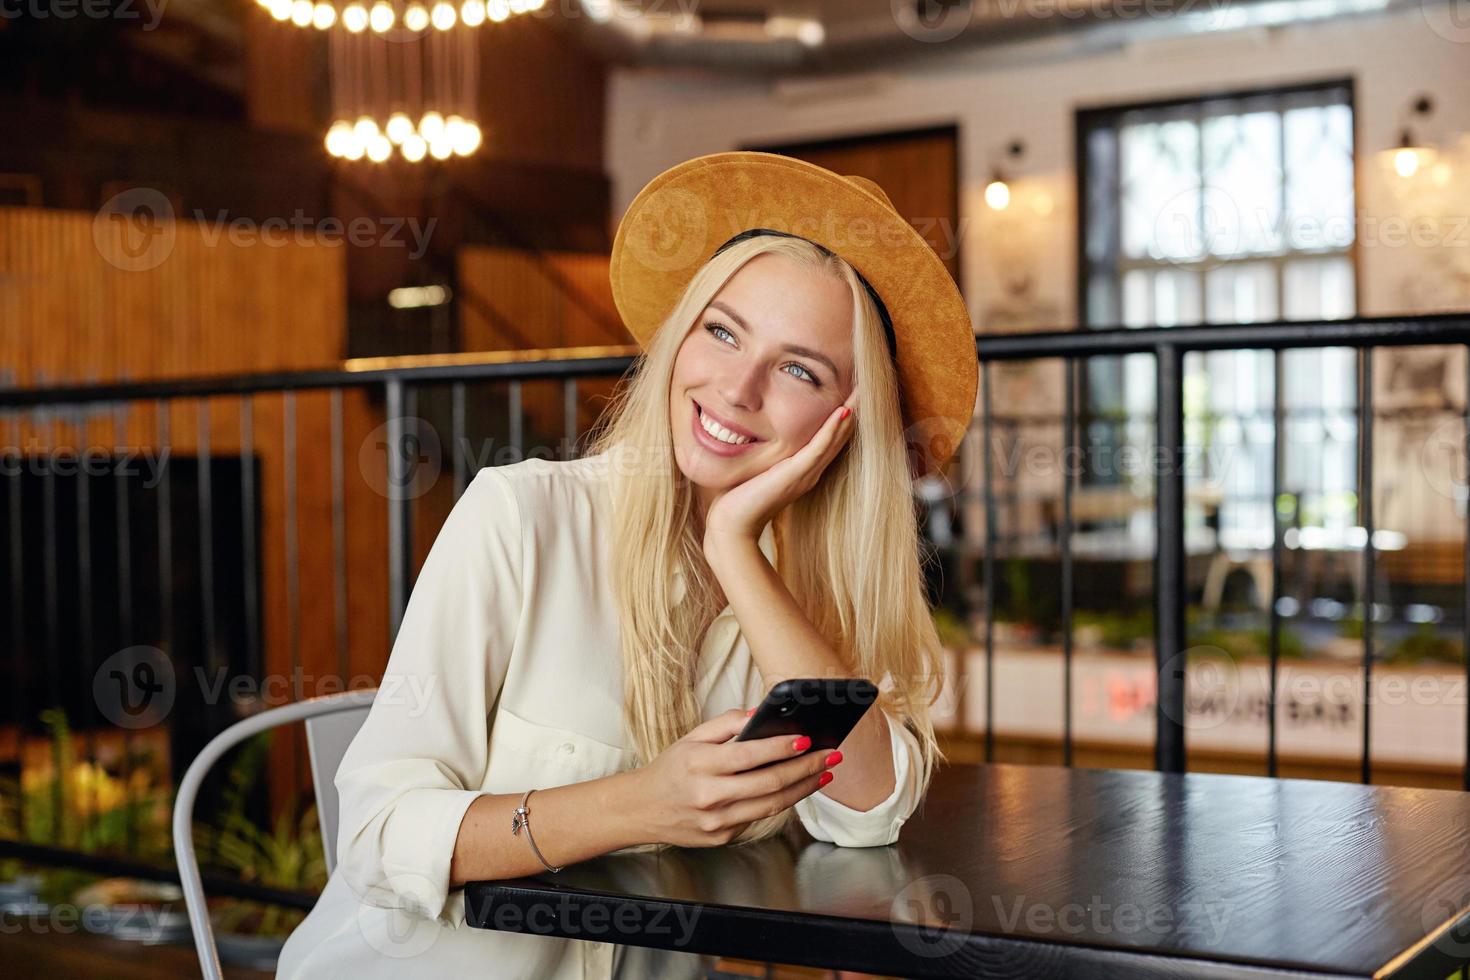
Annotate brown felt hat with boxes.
[609,150,977,477]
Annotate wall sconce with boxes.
[1389,95,1435,179]
[985,140,1025,210]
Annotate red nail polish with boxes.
[818,771,834,788]
[793,735,812,752]
[839,407,851,421]
[746,708,755,716]
[824,751,843,767]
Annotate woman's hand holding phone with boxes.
[628,708,841,848]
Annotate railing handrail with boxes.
[7,311,1470,408]
[977,311,1470,360]
[0,344,643,408]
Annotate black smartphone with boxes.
[733,678,878,769]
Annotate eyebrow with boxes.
[708,300,841,381]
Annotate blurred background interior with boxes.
[2,0,1470,976]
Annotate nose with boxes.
[718,358,764,414]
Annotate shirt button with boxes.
[560,742,576,755]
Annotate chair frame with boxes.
[172,688,377,980]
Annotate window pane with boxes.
[1205,262,1279,324]
[1121,119,1200,261]
[1202,111,1283,256]
[1285,103,1355,251]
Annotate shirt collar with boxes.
[671,520,777,608]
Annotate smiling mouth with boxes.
[694,400,761,446]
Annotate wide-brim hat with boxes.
[609,150,977,478]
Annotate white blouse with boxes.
[277,451,925,979]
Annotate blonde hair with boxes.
[587,234,948,849]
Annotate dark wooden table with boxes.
[465,763,1470,979]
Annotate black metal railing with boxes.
[2,311,1470,910]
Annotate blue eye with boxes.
[703,321,822,388]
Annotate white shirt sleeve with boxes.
[333,467,524,922]
[792,707,924,847]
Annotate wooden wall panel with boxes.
[0,206,396,814]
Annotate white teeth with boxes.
[698,407,752,445]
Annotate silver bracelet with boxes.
[511,788,564,874]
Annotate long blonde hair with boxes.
[587,234,948,847]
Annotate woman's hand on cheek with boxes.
[703,385,859,551]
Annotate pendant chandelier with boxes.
[256,0,548,162]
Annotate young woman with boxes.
[277,151,977,978]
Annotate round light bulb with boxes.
[487,0,508,21]
[369,1,394,31]
[342,2,368,30]
[401,134,428,162]
[429,137,453,161]
[367,134,393,163]
[353,116,379,144]
[290,0,313,25]
[430,1,456,29]
[386,112,414,144]
[325,120,354,157]
[508,0,525,12]
[460,0,485,25]
[403,3,429,29]
[419,111,446,142]
[268,0,293,20]
[1393,147,1420,179]
[312,2,336,27]
[985,179,1011,210]
[342,133,366,161]
[453,120,482,156]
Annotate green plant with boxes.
[1075,609,1154,650]
[930,605,973,649]
[0,709,170,861]
[193,733,327,938]
[1187,625,1306,661]
[1386,623,1465,666]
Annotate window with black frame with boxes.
[1077,80,1359,552]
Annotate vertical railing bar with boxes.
[76,407,99,846]
[283,390,303,806]
[112,405,135,855]
[283,391,300,702]
[563,378,578,460]
[41,413,61,842]
[198,400,218,685]
[509,379,523,460]
[981,361,996,764]
[153,401,174,856]
[1155,344,1187,774]
[1359,346,1375,786]
[7,412,27,849]
[385,379,411,641]
[452,381,467,500]
[1464,346,1470,792]
[240,398,261,683]
[1061,357,1076,768]
[330,389,349,686]
[1268,349,1285,779]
